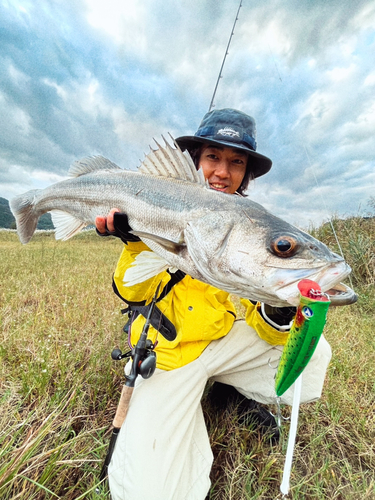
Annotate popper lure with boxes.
[275,279,330,497]
[275,279,331,397]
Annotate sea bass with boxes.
[10,139,355,307]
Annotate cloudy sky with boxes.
[1,0,374,227]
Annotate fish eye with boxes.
[270,235,298,258]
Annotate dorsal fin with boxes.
[138,135,207,186]
[68,156,122,178]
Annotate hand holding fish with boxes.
[95,209,141,244]
[95,207,119,234]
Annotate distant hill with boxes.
[0,197,54,229]
[0,197,15,228]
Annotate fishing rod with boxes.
[97,283,161,489]
[208,0,243,112]
[97,5,242,479]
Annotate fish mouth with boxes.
[271,260,355,307]
[324,282,358,306]
[313,260,351,293]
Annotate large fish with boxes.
[10,139,356,307]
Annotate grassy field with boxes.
[0,218,374,500]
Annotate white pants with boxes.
[108,320,332,500]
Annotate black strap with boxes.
[158,270,186,300]
[129,305,177,341]
[112,270,186,341]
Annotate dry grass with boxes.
[0,217,374,499]
[1,232,125,499]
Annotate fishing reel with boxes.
[111,339,157,380]
[112,284,161,385]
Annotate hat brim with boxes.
[175,135,272,179]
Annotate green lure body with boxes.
[275,280,330,397]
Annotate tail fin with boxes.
[9,190,41,244]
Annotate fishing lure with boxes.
[275,279,330,397]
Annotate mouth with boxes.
[210,183,230,192]
[270,260,353,306]
[315,260,351,291]
[325,282,358,306]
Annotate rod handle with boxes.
[112,385,134,428]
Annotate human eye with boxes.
[206,153,219,160]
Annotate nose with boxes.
[214,160,231,178]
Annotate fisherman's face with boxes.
[199,145,248,194]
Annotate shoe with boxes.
[207,382,279,442]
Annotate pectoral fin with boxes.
[123,251,170,286]
[131,231,185,254]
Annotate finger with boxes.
[96,216,107,234]
[107,208,120,233]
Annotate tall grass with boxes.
[1,217,374,499]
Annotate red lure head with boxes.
[294,279,330,327]
[297,279,330,301]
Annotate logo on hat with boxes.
[217,127,240,138]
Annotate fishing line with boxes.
[267,40,354,498]
[302,145,352,287]
[205,8,352,498]
[267,43,352,287]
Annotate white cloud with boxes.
[8,62,30,85]
[352,1,375,31]
[327,64,357,82]
[84,0,148,50]
[364,72,375,86]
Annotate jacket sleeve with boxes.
[240,298,291,346]
[112,241,172,304]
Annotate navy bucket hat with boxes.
[175,108,272,179]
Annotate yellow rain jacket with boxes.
[113,241,289,371]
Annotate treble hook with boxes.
[268,357,279,370]
[270,396,291,430]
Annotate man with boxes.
[96,109,331,500]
